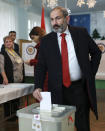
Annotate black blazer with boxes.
[1,43,19,55]
[34,26,102,119]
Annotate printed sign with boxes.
[22,42,37,76]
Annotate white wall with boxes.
[16,7,51,40]
[90,11,105,37]
[27,12,51,34]
[71,11,105,37]
[0,0,51,48]
[1,1,105,44]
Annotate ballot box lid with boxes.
[17,103,76,122]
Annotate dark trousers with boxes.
[63,79,90,131]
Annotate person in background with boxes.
[0,56,8,85]
[25,26,48,91]
[33,6,102,131]
[1,31,19,54]
[0,36,24,118]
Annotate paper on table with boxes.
[40,92,52,112]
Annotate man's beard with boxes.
[52,23,67,33]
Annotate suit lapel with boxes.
[52,28,79,55]
[51,32,62,70]
[51,32,61,57]
[51,28,81,71]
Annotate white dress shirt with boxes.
[57,27,82,81]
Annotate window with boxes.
[28,13,41,40]
[0,1,17,50]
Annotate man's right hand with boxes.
[33,88,42,102]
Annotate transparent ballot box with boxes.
[17,103,76,131]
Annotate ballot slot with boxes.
[32,104,66,117]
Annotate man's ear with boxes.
[66,16,70,24]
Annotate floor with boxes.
[90,111,105,131]
[0,89,105,131]
[0,120,18,131]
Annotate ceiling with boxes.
[3,0,105,15]
[32,0,105,14]
[67,0,105,14]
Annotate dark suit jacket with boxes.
[1,43,19,55]
[34,26,102,119]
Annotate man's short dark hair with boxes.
[9,31,16,35]
[50,6,68,18]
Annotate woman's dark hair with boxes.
[29,26,46,41]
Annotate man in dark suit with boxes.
[1,31,19,54]
[33,6,101,131]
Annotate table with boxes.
[0,83,35,122]
[0,83,34,104]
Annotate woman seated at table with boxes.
[0,36,24,118]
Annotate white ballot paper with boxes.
[40,92,52,112]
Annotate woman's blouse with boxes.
[0,49,23,83]
[0,54,4,73]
